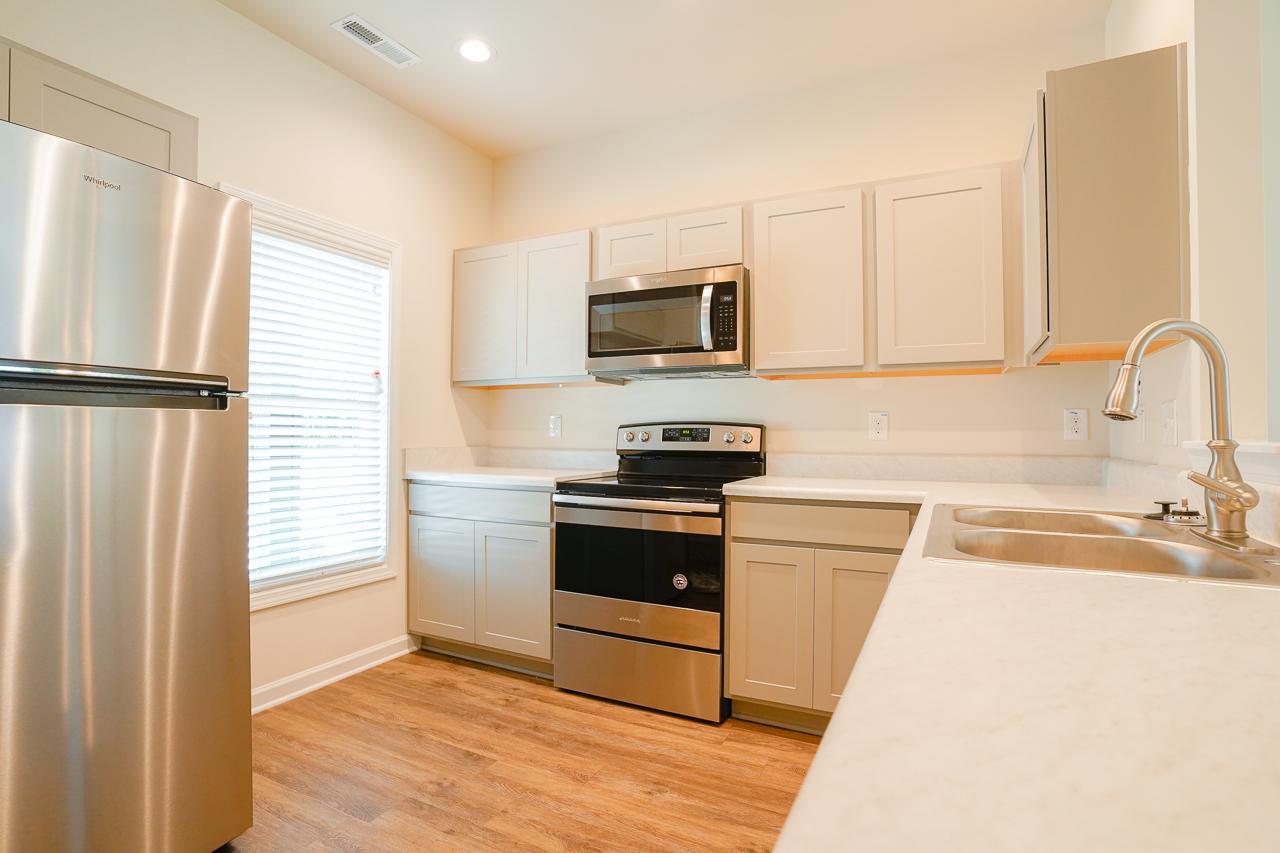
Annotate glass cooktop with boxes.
[555,473,749,503]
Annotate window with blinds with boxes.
[246,218,391,590]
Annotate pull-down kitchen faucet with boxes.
[1103,318,1259,540]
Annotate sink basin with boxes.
[953,507,1169,538]
[952,529,1265,580]
[924,504,1280,586]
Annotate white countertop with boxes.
[404,465,611,492]
[723,477,1280,853]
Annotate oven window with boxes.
[555,522,723,612]
[588,284,705,356]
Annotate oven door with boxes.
[553,497,723,650]
[585,266,746,374]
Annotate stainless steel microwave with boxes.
[584,264,749,380]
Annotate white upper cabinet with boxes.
[875,168,1005,365]
[452,243,517,382]
[1022,92,1050,363]
[752,190,865,371]
[1035,44,1189,363]
[516,230,590,379]
[666,205,743,271]
[594,206,743,279]
[7,45,197,180]
[594,218,666,279]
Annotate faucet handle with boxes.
[1187,471,1260,510]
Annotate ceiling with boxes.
[219,0,1111,158]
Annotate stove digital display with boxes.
[662,427,710,442]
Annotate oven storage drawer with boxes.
[553,627,724,722]
[555,590,720,650]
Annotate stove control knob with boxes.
[639,431,650,442]
[741,432,754,445]
[624,431,635,442]
[722,431,735,444]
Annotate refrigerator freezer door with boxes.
[0,399,252,852]
[0,119,250,389]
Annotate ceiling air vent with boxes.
[332,15,421,68]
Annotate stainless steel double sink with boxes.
[924,505,1280,586]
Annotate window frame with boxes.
[221,184,398,611]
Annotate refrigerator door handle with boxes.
[0,358,240,409]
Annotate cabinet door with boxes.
[594,218,666,279]
[666,206,743,271]
[409,516,475,643]
[8,47,197,179]
[516,230,590,379]
[1022,93,1050,363]
[1045,45,1187,355]
[1,46,10,120]
[752,190,865,370]
[812,550,894,713]
[875,168,1005,365]
[452,243,517,382]
[474,522,552,660]
[728,543,815,707]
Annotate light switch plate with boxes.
[548,414,562,438]
[868,411,889,441]
[1160,401,1178,446]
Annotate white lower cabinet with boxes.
[728,505,902,713]
[474,522,552,658]
[408,489,553,661]
[812,549,894,712]
[408,515,475,643]
[728,544,816,707]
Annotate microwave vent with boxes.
[332,15,421,68]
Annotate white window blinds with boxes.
[244,208,391,590]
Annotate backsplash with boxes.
[1105,458,1280,545]
[765,453,1105,485]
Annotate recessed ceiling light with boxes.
[458,39,493,63]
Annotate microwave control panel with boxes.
[712,283,738,350]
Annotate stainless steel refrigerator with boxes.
[0,120,253,851]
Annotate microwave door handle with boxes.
[700,285,714,351]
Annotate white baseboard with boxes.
[252,634,418,714]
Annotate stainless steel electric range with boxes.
[552,421,765,722]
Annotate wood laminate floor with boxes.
[231,650,819,852]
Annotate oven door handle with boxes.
[553,493,721,515]
[700,284,714,351]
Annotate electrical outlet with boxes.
[548,414,562,439]
[868,411,889,441]
[1064,408,1088,441]
[1137,406,1147,443]
[1160,401,1178,446]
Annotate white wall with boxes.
[1103,0,1198,466]
[488,366,1110,456]
[487,25,1112,458]
[0,0,493,689]
[1105,0,1273,466]
[1104,0,1193,55]
[1264,0,1280,441]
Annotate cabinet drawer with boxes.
[408,484,550,525]
[731,501,911,550]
